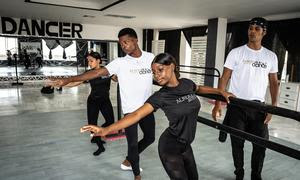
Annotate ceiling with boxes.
[1,0,300,29]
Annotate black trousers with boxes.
[24,59,31,69]
[124,112,155,176]
[158,130,198,180]
[87,94,115,126]
[36,57,43,68]
[7,57,12,66]
[225,104,268,180]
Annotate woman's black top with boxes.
[88,69,111,98]
[146,78,201,144]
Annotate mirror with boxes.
[0,35,119,84]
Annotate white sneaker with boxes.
[120,163,143,172]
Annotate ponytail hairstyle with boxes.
[152,53,180,79]
[87,51,102,64]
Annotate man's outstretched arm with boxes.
[49,67,109,87]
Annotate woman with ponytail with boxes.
[65,51,115,156]
[80,53,233,180]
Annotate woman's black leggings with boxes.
[87,95,115,126]
[158,130,198,180]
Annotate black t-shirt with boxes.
[146,78,201,144]
[88,70,111,98]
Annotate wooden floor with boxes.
[0,84,299,180]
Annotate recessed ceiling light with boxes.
[104,14,136,19]
[83,15,95,18]
[25,0,126,11]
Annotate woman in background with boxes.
[66,51,115,156]
[6,50,12,66]
[36,48,43,68]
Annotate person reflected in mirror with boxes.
[23,49,31,69]
[6,50,12,66]
[36,48,43,68]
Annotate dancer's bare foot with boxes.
[122,159,131,167]
[134,175,141,180]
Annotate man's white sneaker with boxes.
[120,163,143,172]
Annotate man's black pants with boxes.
[225,104,268,180]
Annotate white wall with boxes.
[81,23,143,47]
[179,32,191,66]
[214,18,227,76]
[179,32,187,65]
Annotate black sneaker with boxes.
[93,147,105,156]
[218,131,227,142]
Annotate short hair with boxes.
[118,28,138,39]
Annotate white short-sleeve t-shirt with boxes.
[106,51,154,113]
[224,44,278,102]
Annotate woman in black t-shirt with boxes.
[66,52,115,156]
[80,53,233,180]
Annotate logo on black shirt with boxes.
[176,94,197,104]
[252,61,267,68]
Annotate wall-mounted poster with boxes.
[20,42,41,53]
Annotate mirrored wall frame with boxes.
[0,34,120,85]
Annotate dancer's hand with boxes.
[80,125,109,137]
[212,91,234,121]
[111,75,118,82]
[220,91,235,104]
[212,105,222,121]
[264,113,272,124]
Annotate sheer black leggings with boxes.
[158,130,198,180]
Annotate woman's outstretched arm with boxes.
[80,103,154,136]
[64,81,84,87]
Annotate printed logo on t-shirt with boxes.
[130,68,152,75]
[176,94,197,104]
[242,59,253,64]
[243,59,267,69]
[252,61,267,68]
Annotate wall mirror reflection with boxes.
[0,35,119,85]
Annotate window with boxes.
[0,37,18,60]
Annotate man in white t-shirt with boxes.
[50,28,155,180]
[212,17,279,180]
